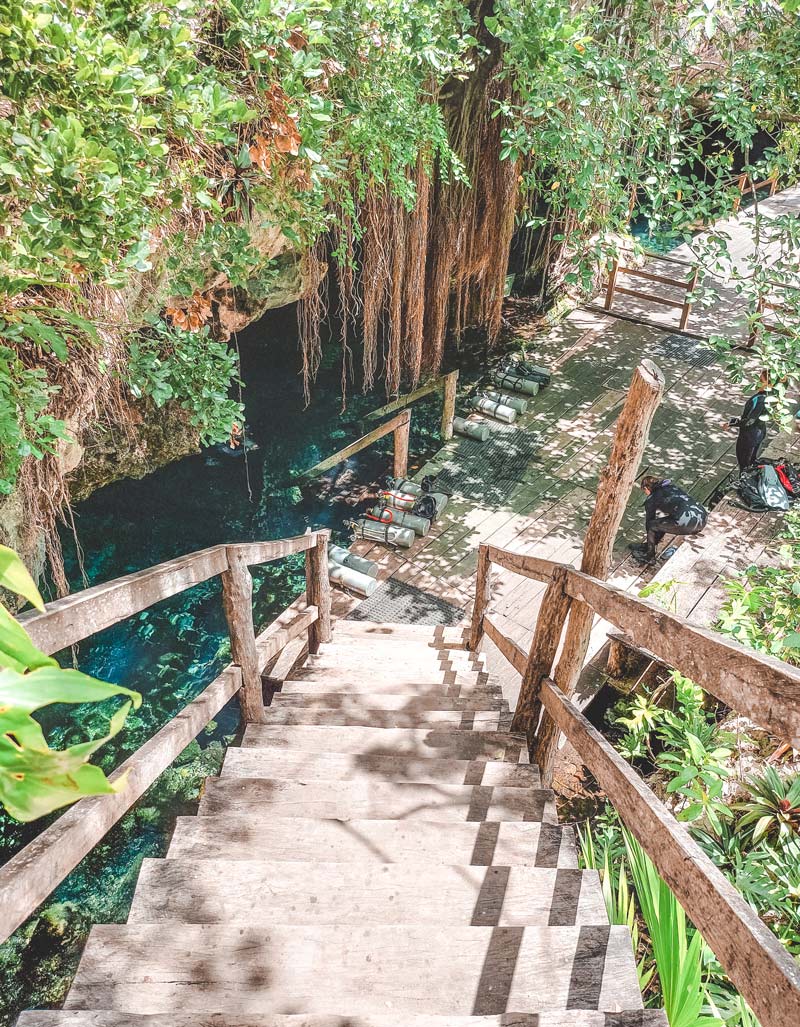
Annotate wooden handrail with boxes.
[1,527,330,946]
[295,409,412,483]
[540,677,800,1027]
[471,548,800,746]
[19,533,326,655]
[365,369,459,441]
[604,254,698,330]
[469,543,800,1026]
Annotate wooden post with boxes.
[221,548,267,724]
[532,359,665,783]
[510,566,572,743]
[468,545,492,651]
[305,529,332,654]
[393,409,411,479]
[441,370,458,441]
[679,267,699,331]
[604,258,619,311]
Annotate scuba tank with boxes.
[453,416,490,442]
[385,476,424,496]
[369,505,431,537]
[350,518,416,549]
[327,560,379,597]
[492,369,540,396]
[328,544,379,579]
[470,395,517,423]
[380,488,417,512]
[480,389,528,415]
[503,358,551,386]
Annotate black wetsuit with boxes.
[730,391,768,470]
[643,481,708,557]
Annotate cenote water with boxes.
[0,305,448,1025]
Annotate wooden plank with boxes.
[468,545,492,650]
[540,678,800,1027]
[393,412,411,479]
[305,530,331,653]
[365,374,449,422]
[254,605,318,671]
[297,411,411,481]
[167,815,579,868]
[62,923,642,1014]
[222,749,539,788]
[484,545,555,584]
[441,370,458,440]
[563,566,800,746]
[228,533,320,565]
[618,266,691,289]
[222,549,266,724]
[535,361,664,781]
[19,546,228,655]
[612,286,686,309]
[482,614,527,676]
[129,858,603,927]
[0,665,242,946]
[199,777,556,822]
[511,567,572,743]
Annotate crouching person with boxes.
[630,476,708,564]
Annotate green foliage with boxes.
[716,511,800,664]
[125,320,244,445]
[0,545,140,822]
[0,346,69,495]
[624,831,723,1027]
[0,0,475,493]
[735,766,800,845]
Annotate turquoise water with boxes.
[0,306,446,1024]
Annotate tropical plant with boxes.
[623,831,723,1027]
[736,766,800,844]
[0,545,140,822]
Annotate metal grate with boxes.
[347,578,465,626]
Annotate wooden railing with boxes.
[604,250,699,330]
[468,545,800,1027]
[364,370,459,441]
[1,531,331,944]
[733,172,778,213]
[296,409,412,484]
[296,371,459,484]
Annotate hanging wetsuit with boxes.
[729,391,768,470]
[642,480,708,558]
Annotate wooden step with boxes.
[198,778,557,822]
[63,923,643,1014]
[270,691,506,712]
[168,816,578,867]
[242,725,529,762]
[302,648,485,672]
[129,859,606,927]
[221,749,540,787]
[259,707,512,730]
[332,621,469,646]
[283,669,495,694]
[18,1010,670,1026]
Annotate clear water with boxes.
[0,305,445,1024]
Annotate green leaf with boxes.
[0,545,44,609]
[0,665,141,714]
[0,606,57,673]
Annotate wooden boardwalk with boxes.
[20,621,666,1027]
[346,187,800,713]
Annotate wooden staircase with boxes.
[19,619,664,1027]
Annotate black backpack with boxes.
[738,463,790,511]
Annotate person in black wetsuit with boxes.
[726,371,772,470]
[629,476,708,563]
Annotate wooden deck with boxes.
[345,186,800,713]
